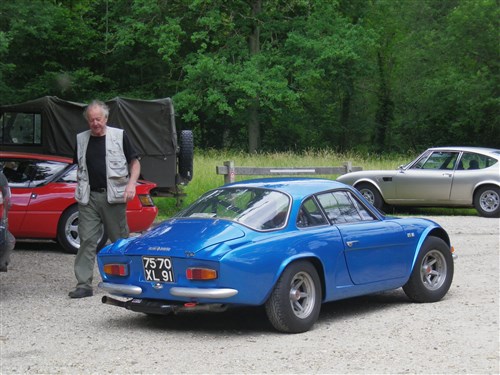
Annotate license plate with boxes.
[142,256,175,283]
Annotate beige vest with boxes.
[74,127,129,204]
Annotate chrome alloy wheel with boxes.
[289,271,316,319]
[58,205,107,253]
[479,189,499,213]
[420,249,447,291]
[64,210,80,250]
[360,189,375,204]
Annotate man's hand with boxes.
[124,186,136,202]
[125,158,140,202]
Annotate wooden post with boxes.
[344,161,352,174]
[224,160,235,184]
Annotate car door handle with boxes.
[346,240,359,248]
[442,173,452,177]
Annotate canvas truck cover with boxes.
[0,96,193,194]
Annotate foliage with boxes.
[382,0,500,149]
[0,0,498,151]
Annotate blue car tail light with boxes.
[186,268,218,280]
[103,263,129,277]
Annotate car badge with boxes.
[147,246,171,251]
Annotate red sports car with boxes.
[0,152,158,254]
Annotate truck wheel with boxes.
[178,130,194,182]
[57,205,107,254]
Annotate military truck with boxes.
[0,96,193,197]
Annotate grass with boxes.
[153,149,477,220]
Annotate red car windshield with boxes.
[1,159,70,187]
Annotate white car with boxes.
[337,147,500,217]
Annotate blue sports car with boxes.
[98,178,455,333]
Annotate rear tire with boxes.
[403,236,454,302]
[57,205,107,254]
[265,261,321,333]
[474,185,500,218]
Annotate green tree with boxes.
[173,0,301,152]
[387,0,499,149]
[0,0,102,103]
[1,0,497,151]
[282,1,376,151]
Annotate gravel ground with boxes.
[1,216,498,374]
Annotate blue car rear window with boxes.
[177,187,291,231]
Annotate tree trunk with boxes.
[339,89,351,152]
[248,0,261,153]
[374,52,393,152]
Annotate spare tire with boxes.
[178,130,194,182]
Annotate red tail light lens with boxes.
[104,263,129,277]
[138,194,155,207]
[186,268,217,280]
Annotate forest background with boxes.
[0,0,498,154]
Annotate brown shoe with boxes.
[68,288,93,298]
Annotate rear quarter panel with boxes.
[450,166,500,204]
[213,227,346,305]
[125,181,158,232]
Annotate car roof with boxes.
[224,177,346,199]
[0,151,73,163]
[428,146,500,157]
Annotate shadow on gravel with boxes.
[318,289,410,322]
[99,289,411,335]
[13,240,65,254]
[102,305,275,334]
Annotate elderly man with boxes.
[68,100,140,298]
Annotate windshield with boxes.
[177,187,291,231]
[0,159,69,187]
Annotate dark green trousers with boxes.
[74,191,129,290]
